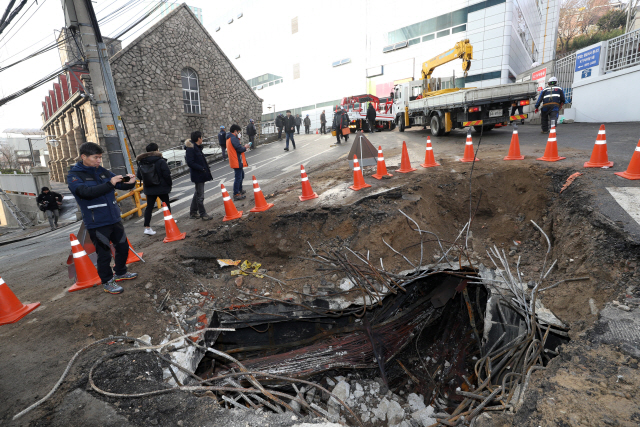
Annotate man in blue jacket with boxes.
[217,125,228,160]
[534,77,565,133]
[185,131,213,221]
[67,142,138,295]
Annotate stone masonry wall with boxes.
[110,5,262,153]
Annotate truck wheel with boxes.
[399,118,405,132]
[430,116,444,136]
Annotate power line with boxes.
[0,34,73,73]
[0,0,49,51]
[108,0,167,41]
[0,63,81,107]
[0,0,28,37]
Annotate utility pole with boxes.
[61,0,132,176]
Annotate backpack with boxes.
[139,162,160,186]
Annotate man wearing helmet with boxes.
[534,77,565,133]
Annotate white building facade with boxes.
[209,0,560,124]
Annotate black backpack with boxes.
[138,162,160,186]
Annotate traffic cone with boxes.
[162,202,187,242]
[68,233,102,292]
[372,146,393,179]
[125,239,143,265]
[250,175,274,212]
[0,276,40,325]
[316,129,318,134]
[504,125,525,160]
[537,126,565,162]
[460,132,480,162]
[350,155,372,191]
[396,141,417,173]
[584,124,614,168]
[221,184,243,221]
[615,139,640,180]
[299,164,318,201]
[421,137,441,167]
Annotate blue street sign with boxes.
[581,68,592,79]
[575,46,601,72]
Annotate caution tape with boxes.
[463,120,483,126]
[510,114,528,121]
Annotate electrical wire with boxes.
[107,0,168,41]
[0,64,73,107]
[0,34,74,73]
[114,0,178,43]
[0,0,47,50]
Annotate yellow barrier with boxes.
[115,182,162,219]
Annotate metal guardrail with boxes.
[604,28,640,73]
[555,53,576,103]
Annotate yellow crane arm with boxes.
[421,39,473,95]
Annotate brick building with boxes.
[41,3,262,183]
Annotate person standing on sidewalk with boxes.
[185,131,213,221]
[295,114,302,134]
[246,119,257,149]
[275,114,284,140]
[283,110,296,151]
[217,125,228,160]
[136,143,172,236]
[304,114,311,134]
[37,186,62,231]
[67,142,138,295]
[320,110,327,134]
[226,124,250,201]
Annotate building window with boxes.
[181,68,200,114]
[437,29,450,38]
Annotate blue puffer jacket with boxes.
[185,139,213,183]
[67,162,135,229]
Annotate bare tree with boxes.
[557,0,618,53]
[0,143,19,170]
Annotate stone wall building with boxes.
[41,3,262,183]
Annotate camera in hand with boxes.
[122,176,131,182]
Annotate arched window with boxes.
[181,68,201,114]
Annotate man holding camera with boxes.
[37,186,63,231]
[67,142,138,295]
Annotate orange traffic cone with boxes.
[504,126,525,160]
[299,165,318,201]
[460,132,479,162]
[125,239,143,265]
[396,141,417,173]
[372,146,393,179]
[615,139,640,180]
[316,129,318,134]
[68,233,102,292]
[221,184,243,221]
[250,175,274,212]
[421,137,441,167]
[584,124,613,168]
[350,155,372,191]
[537,126,565,162]
[162,202,187,242]
[0,276,40,325]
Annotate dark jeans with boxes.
[305,126,310,134]
[285,132,296,149]
[336,129,342,144]
[220,145,227,160]
[296,125,300,134]
[233,168,245,196]
[190,182,206,216]
[541,106,559,132]
[89,221,128,284]
[277,127,283,140]
[46,209,59,229]
[321,123,326,134]
[144,193,171,227]
[368,119,375,132]
[249,135,255,148]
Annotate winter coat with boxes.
[135,151,172,196]
[246,123,257,137]
[304,117,311,127]
[226,132,248,169]
[185,139,213,183]
[332,111,350,130]
[275,115,284,128]
[37,191,62,211]
[283,115,296,132]
[295,116,302,126]
[67,162,135,229]
[320,113,326,124]
[367,104,377,122]
[218,130,227,147]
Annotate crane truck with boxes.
[392,39,538,136]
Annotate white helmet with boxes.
[548,76,558,85]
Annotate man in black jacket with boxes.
[185,131,213,221]
[246,119,257,148]
[37,186,63,231]
[136,143,172,235]
[367,103,377,132]
[295,114,302,134]
[304,115,311,134]
[275,114,284,140]
[332,107,350,144]
[320,110,327,134]
[217,125,228,160]
[283,110,296,151]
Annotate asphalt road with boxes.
[1,122,639,270]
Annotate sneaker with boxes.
[144,228,156,235]
[241,189,246,194]
[114,272,138,282]
[284,148,289,151]
[234,194,246,201]
[541,130,547,134]
[103,278,124,294]
[201,214,212,221]
[189,213,200,219]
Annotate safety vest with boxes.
[227,138,248,169]
[541,86,564,107]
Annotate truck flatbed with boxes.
[408,81,538,110]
